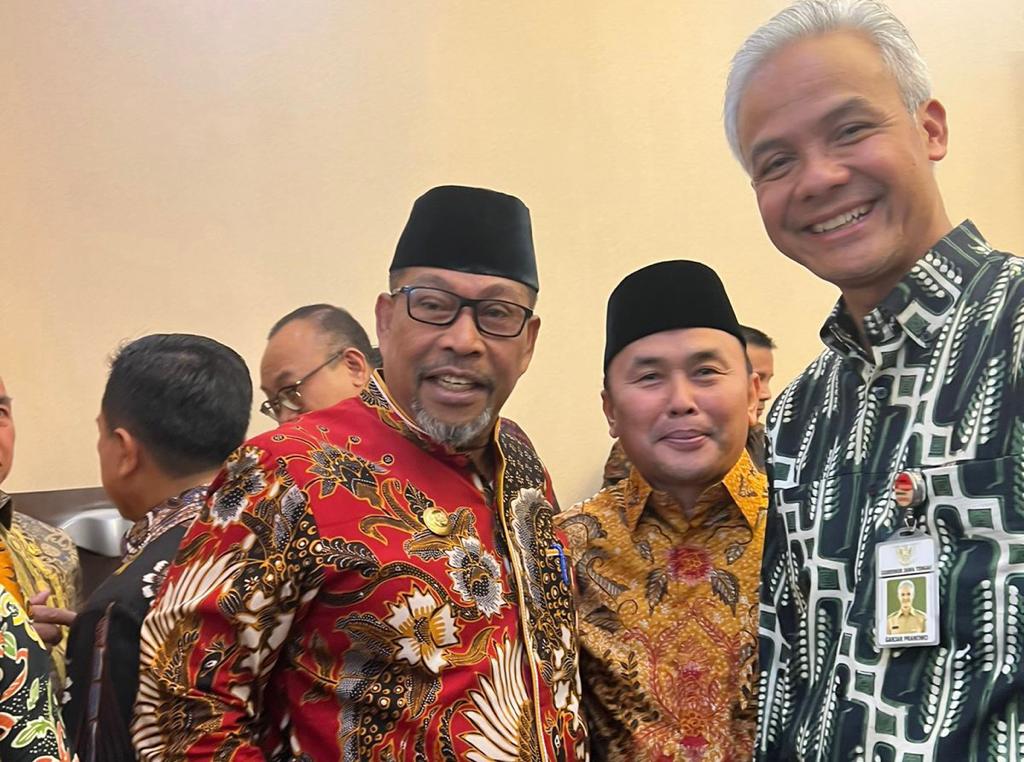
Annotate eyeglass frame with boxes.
[390,285,534,338]
[259,351,343,421]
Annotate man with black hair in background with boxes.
[259,304,378,424]
[63,333,251,761]
[739,325,775,423]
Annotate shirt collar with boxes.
[820,220,992,357]
[621,448,767,532]
[122,484,208,562]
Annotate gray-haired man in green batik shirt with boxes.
[725,0,1024,759]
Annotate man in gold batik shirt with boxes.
[0,378,81,683]
[557,261,767,761]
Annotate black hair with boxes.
[102,334,252,477]
[739,324,776,349]
[268,304,377,363]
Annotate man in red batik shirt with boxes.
[132,186,587,761]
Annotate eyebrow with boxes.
[627,349,727,370]
[687,349,727,366]
[748,96,879,166]
[0,397,10,407]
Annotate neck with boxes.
[841,214,955,348]
[466,444,496,483]
[124,468,218,522]
[664,484,703,515]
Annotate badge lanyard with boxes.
[875,470,940,648]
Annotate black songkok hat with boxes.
[604,260,745,370]
[391,185,539,292]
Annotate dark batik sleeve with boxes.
[132,444,321,761]
[755,460,798,761]
[0,589,73,762]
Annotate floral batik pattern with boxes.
[0,588,73,762]
[557,447,767,762]
[132,374,586,761]
[760,221,1024,760]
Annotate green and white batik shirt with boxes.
[759,221,1024,762]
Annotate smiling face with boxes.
[603,328,757,505]
[375,267,539,449]
[737,31,951,312]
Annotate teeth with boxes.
[811,203,871,233]
[437,375,473,388]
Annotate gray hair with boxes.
[724,0,932,169]
[898,579,915,594]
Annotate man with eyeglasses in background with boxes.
[132,185,586,760]
[259,304,379,423]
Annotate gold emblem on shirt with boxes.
[422,507,452,536]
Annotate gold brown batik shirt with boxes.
[132,374,586,761]
[0,492,81,683]
[557,448,767,761]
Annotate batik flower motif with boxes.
[209,447,266,527]
[446,537,505,617]
[666,545,713,585]
[385,586,459,674]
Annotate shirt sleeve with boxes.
[754,484,799,760]
[132,444,321,761]
[0,589,73,762]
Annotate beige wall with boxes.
[4,1,1023,506]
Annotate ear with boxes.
[374,292,395,349]
[747,372,760,427]
[919,99,948,162]
[341,347,371,386]
[112,427,141,478]
[516,315,542,375]
[601,386,618,438]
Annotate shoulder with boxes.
[766,348,842,432]
[11,511,76,551]
[555,486,622,560]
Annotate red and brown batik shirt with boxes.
[132,374,587,761]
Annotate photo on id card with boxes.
[875,533,939,647]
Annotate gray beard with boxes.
[411,400,494,450]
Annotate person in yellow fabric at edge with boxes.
[556,260,768,762]
[0,376,80,684]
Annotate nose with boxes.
[666,374,697,417]
[439,306,486,355]
[795,148,850,201]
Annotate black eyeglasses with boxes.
[260,352,341,421]
[391,286,533,338]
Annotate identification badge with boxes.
[875,529,939,648]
